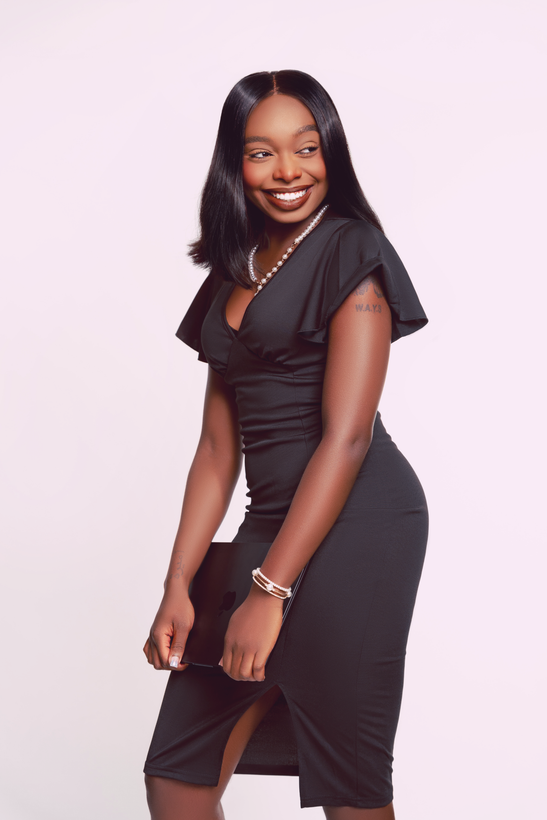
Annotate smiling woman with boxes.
[143,70,429,820]
[188,71,383,289]
[242,95,329,220]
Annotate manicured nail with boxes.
[169,656,180,668]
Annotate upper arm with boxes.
[322,272,392,445]
[199,367,242,467]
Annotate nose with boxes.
[272,153,302,183]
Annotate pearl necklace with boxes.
[248,204,329,295]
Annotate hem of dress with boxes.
[235,763,298,776]
[300,794,393,809]
[143,765,219,788]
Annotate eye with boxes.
[248,150,272,159]
[298,145,319,155]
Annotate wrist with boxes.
[163,576,192,595]
[247,581,284,608]
[251,566,293,600]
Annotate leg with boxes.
[146,686,281,820]
[323,804,395,820]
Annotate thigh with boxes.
[146,686,282,820]
[279,506,428,809]
[144,665,280,786]
[283,506,427,678]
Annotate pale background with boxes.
[0,1,545,818]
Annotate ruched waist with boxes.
[238,413,426,521]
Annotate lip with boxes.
[263,185,313,211]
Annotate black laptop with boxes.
[182,542,306,667]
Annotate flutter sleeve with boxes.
[175,272,224,362]
[297,220,428,344]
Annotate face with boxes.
[242,94,329,226]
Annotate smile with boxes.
[268,187,310,202]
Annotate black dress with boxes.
[144,215,429,810]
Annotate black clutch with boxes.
[181,542,306,667]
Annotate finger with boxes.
[144,638,157,667]
[150,637,186,671]
[151,626,174,669]
[222,647,239,680]
[252,656,266,683]
[238,653,256,682]
[227,649,251,682]
[220,644,233,677]
[147,631,165,670]
[151,641,164,671]
[167,622,191,671]
[168,644,184,670]
[168,655,189,673]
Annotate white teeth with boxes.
[271,188,309,202]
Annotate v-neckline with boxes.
[223,242,293,336]
[223,216,330,337]
[223,283,253,337]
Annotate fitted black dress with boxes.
[144,215,429,809]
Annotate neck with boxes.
[261,207,324,255]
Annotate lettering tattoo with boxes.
[355,303,382,313]
[353,275,384,314]
[169,550,185,580]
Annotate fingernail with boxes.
[169,656,180,668]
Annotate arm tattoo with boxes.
[355,303,382,313]
[353,274,384,299]
[353,275,384,314]
[169,550,185,580]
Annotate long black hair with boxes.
[189,70,384,287]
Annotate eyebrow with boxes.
[244,124,319,145]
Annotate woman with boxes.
[143,70,428,820]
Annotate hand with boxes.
[220,584,283,682]
[143,588,195,672]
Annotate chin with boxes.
[268,197,327,223]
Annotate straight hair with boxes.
[189,70,384,287]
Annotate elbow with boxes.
[321,428,372,466]
[347,433,372,464]
[194,436,243,481]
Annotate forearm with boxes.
[220,433,371,683]
[258,272,391,592]
[164,444,242,592]
[259,432,370,588]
